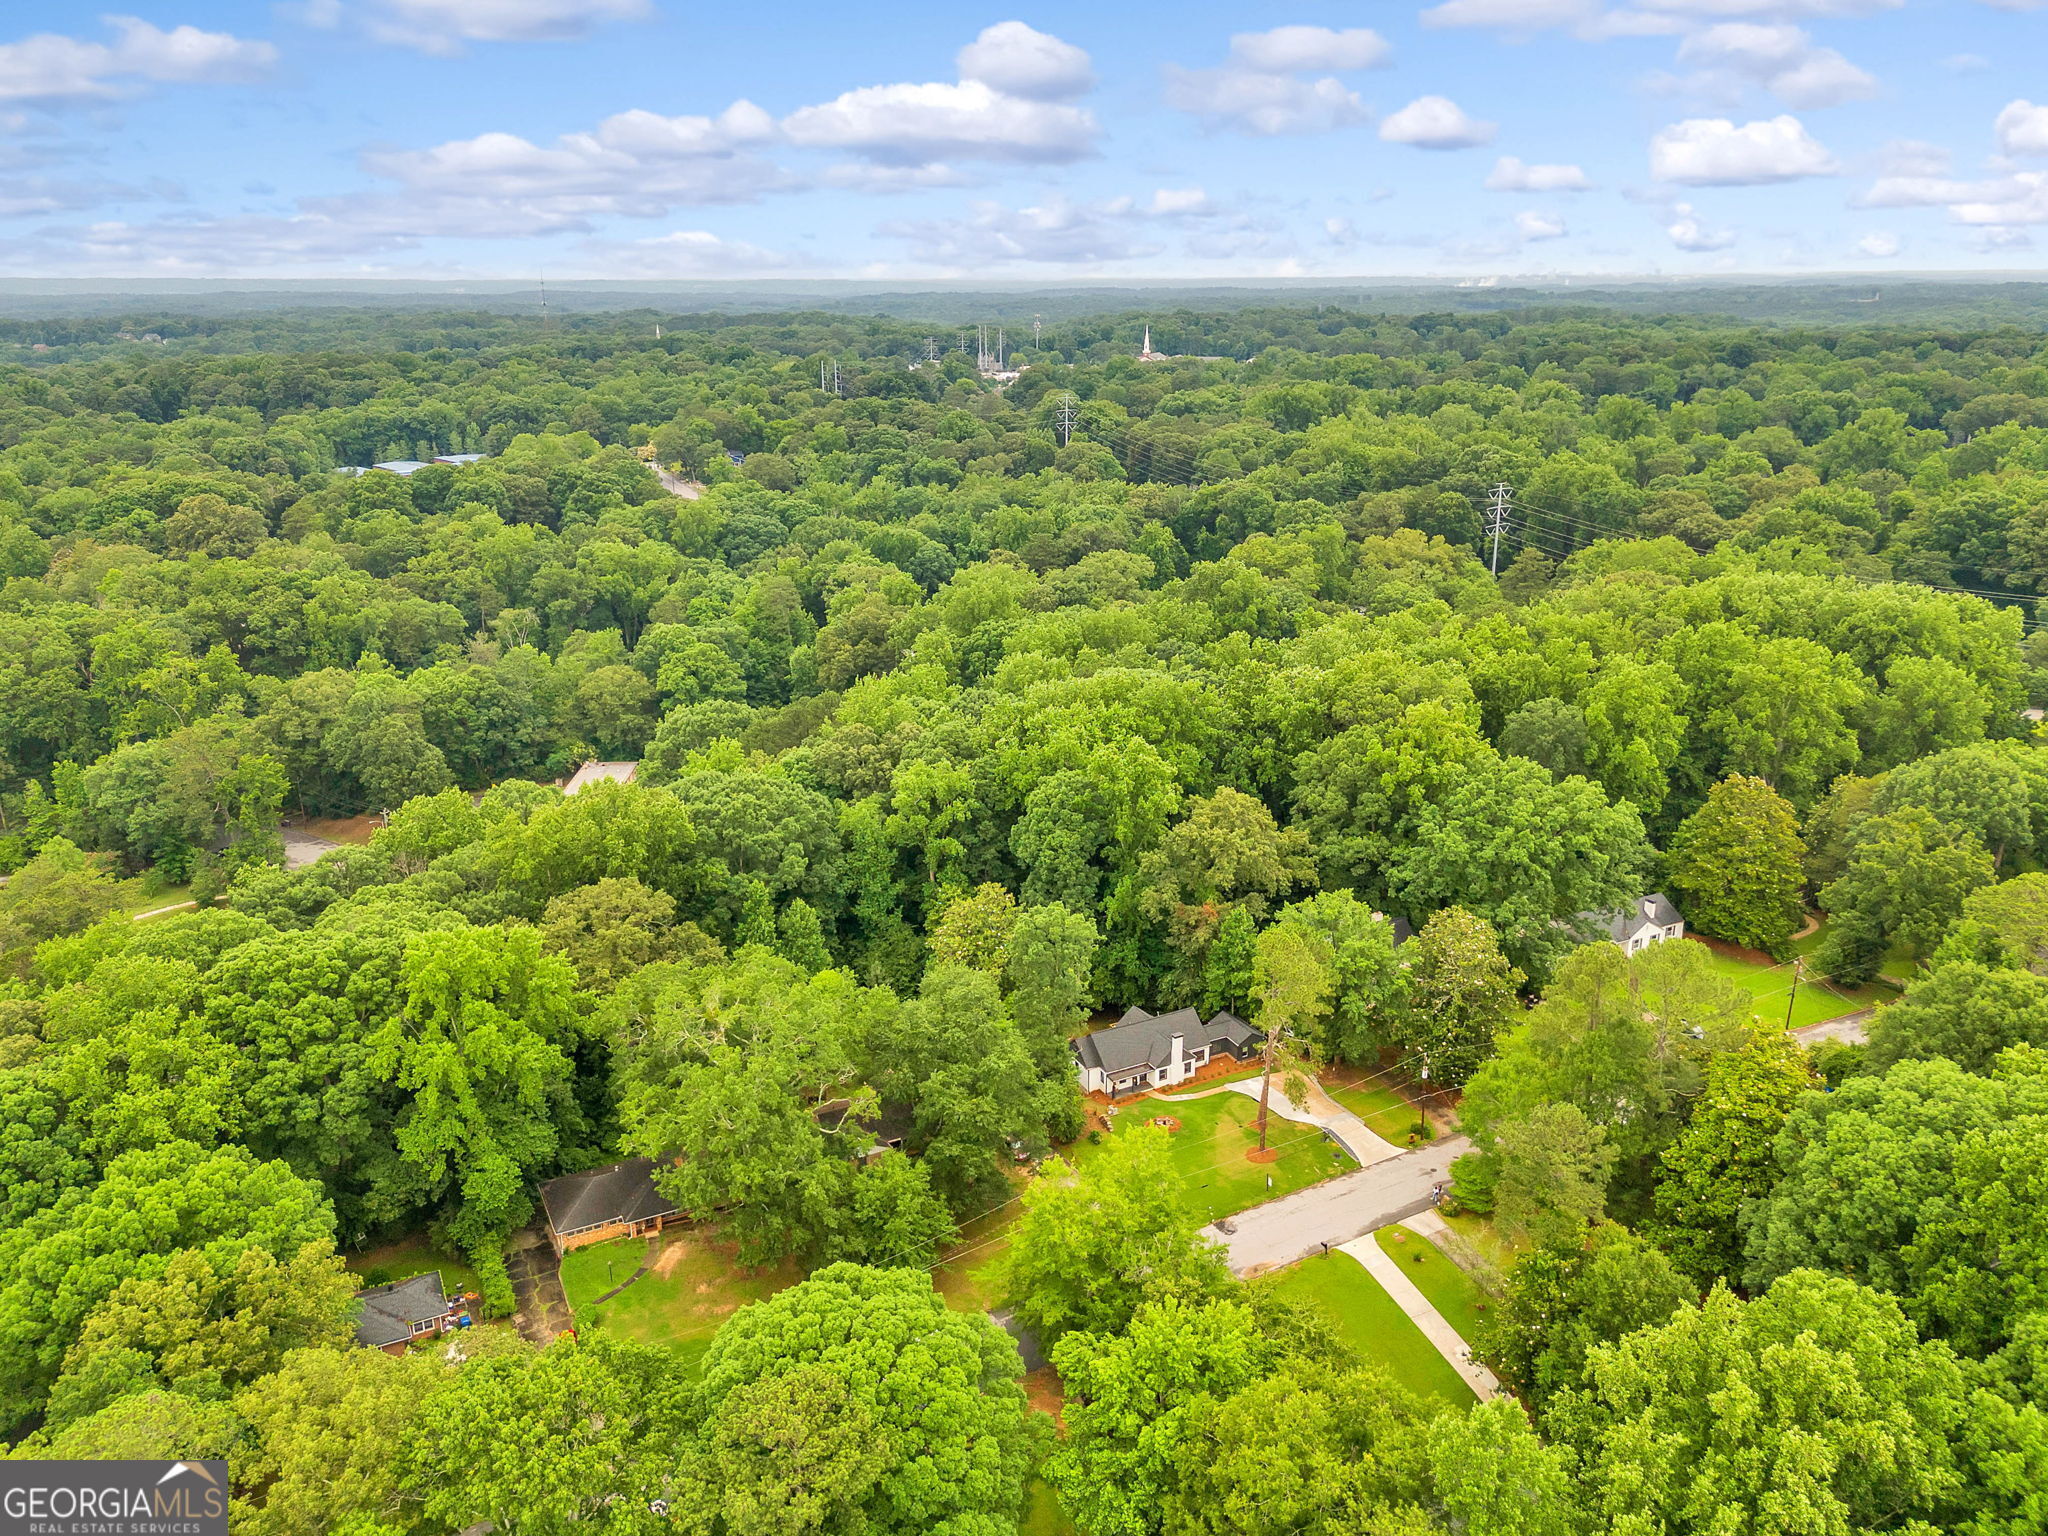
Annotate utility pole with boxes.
[1782,956,1802,1031]
[538,271,551,335]
[1485,482,1511,576]
[1051,390,1078,448]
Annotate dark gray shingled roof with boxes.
[1581,893,1683,944]
[354,1271,447,1349]
[537,1157,680,1238]
[1074,1007,1265,1078]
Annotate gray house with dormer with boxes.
[1074,1006,1265,1097]
[1582,893,1685,954]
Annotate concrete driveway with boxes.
[1201,1135,1471,1276]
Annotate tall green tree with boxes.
[1665,774,1806,955]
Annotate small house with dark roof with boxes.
[354,1271,453,1355]
[814,1097,916,1158]
[537,1157,682,1256]
[1074,1006,1265,1098]
[1581,893,1685,954]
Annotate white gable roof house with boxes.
[1582,893,1685,954]
[1074,1006,1265,1097]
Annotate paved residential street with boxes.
[1201,1135,1471,1275]
[652,464,705,499]
[1794,1010,1871,1046]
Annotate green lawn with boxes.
[1325,1078,1432,1144]
[121,880,195,918]
[1687,935,1894,1028]
[1792,922,1918,986]
[1439,1210,1530,1272]
[348,1234,479,1297]
[934,1187,1028,1314]
[1021,1478,1076,1536]
[1078,1091,1355,1225]
[560,1229,799,1370]
[1268,1252,1475,1409]
[1375,1227,1489,1345]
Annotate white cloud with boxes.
[1666,201,1735,249]
[1486,155,1592,190]
[1949,174,2048,226]
[1881,139,1951,176]
[1944,53,1990,72]
[0,16,275,102]
[955,21,1094,102]
[1855,231,1900,256]
[363,101,779,217]
[1670,24,1876,108]
[1636,0,1900,17]
[319,0,650,54]
[783,79,1096,165]
[1380,95,1497,149]
[1163,66,1368,135]
[579,228,797,275]
[880,195,1167,266]
[1228,26,1391,72]
[1515,209,1568,238]
[1148,186,1211,215]
[1650,114,1835,183]
[876,185,1283,269]
[1162,27,1387,136]
[1420,0,1679,38]
[1996,101,2048,157]
[1854,168,2048,227]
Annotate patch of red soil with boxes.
[1686,932,1781,967]
[1246,1147,1281,1164]
[1024,1365,1066,1424]
[294,812,381,845]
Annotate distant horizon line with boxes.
[0,272,2033,294]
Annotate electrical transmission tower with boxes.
[1052,391,1078,448]
[819,359,842,395]
[1485,482,1512,575]
[924,337,940,363]
[1033,314,1043,352]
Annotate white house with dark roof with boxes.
[1074,1006,1265,1097]
[1582,893,1685,954]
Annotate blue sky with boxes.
[1,0,2044,279]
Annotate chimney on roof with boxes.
[1169,1031,1184,1072]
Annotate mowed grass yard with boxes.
[1687,934,1897,1029]
[560,1228,799,1370]
[1323,1077,1432,1144]
[347,1234,479,1296]
[1080,1090,1355,1226]
[1375,1226,1490,1344]
[1268,1251,1475,1409]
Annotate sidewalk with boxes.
[1340,1228,1501,1401]
[1155,1076,1403,1166]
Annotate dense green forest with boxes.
[6,304,2048,1533]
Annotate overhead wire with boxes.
[581,1053,1442,1352]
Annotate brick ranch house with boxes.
[536,1157,684,1257]
[354,1271,459,1355]
[1074,1005,1266,1098]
